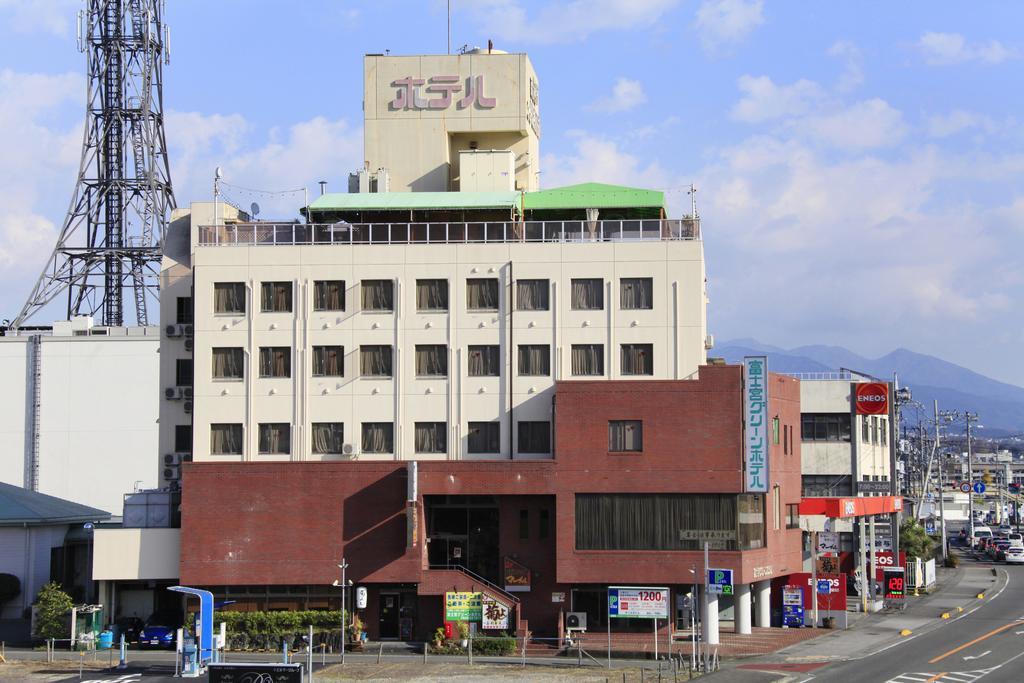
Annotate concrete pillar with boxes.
[704,589,720,645]
[735,583,751,634]
[754,580,771,628]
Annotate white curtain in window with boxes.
[416,279,448,310]
[571,344,603,376]
[467,279,499,309]
[314,281,345,311]
[571,279,603,310]
[261,282,291,312]
[415,422,447,453]
[260,347,290,377]
[360,346,392,376]
[620,278,653,309]
[313,346,344,376]
[312,423,343,454]
[620,344,652,375]
[518,345,550,375]
[210,424,242,455]
[362,423,393,453]
[468,346,499,376]
[415,345,447,376]
[215,283,245,314]
[212,348,243,379]
[516,280,549,311]
[259,423,290,454]
[609,421,642,451]
[361,280,394,310]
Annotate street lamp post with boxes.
[332,558,350,665]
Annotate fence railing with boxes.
[197,219,700,247]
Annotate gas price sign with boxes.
[883,567,906,599]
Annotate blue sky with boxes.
[1,1,1022,385]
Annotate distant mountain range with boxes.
[714,339,1024,436]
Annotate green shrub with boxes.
[945,553,960,568]
[472,635,516,656]
[34,582,73,640]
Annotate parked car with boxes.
[138,611,183,649]
[1008,533,1023,548]
[1005,546,1024,564]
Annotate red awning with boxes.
[800,496,903,518]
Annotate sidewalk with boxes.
[712,560,1002,679]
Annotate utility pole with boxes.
[934,401,947,562]
[966,413,977,539]
[332,559,349,665]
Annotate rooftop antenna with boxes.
[13,0,175,329]
[447,0,451,54]
[249,202,261,219]
[687,183,698,218]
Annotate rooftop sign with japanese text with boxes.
[744,356,769,493]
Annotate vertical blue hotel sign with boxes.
[744,356,769,493]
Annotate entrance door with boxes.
[379,593,400,639]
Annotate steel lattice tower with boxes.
[13,0,174,328]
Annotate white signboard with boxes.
[817,532,840,554]
[744,357,769,492]
[608,587,669,619]
[481,596,509,630]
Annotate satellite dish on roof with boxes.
[250,202,261,218]
[215,166,223,179]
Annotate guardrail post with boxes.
[468,634,473,665]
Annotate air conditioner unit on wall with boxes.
[342,443,357,456]
[565,612,587,631]
[183,401,193,414]
[164,453,182,466]
[184,338,194,352]
[183,324,194,337]
[165,324,182,338]
[163,466,181,480]
[182,387,194,399]
[165,387,183,400]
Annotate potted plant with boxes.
[348,614,365,651]
[457,621,469,648]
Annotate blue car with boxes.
[138,612,183,649]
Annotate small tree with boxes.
[35,582,73,640]
[900,518,934,559]
[0,573,21,609]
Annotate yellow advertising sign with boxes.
[444,592,482,621]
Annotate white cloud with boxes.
[731,75,824,123]
[802,98,906,150]
[0,0,79,36]
[694,0,764,53]
[541,133,673,190]
[586,78,647,113]
[917,32,1019,65]
[828,40,864,91]
[925,110,996,138]
[462,0,680,44]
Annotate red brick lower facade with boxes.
[180,366,803,640]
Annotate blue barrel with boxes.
[98,630,114,650]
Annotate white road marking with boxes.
[963,650,991,660]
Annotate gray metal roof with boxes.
[0,482,111,526]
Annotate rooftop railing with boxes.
[782,371,854,381]
[197,218,700,246]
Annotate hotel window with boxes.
[361,422,394,454]
[258,347,291,378]
[620,278,653,310]
[312,345,344,377]
[620,343,653,375]
[516,279,549,311]
[468,345,500,377]
[312,423,344,455]
[416,279,449,311]
[361,279,394,311]
[571,278,603,310]
[518,344,550,376]
[466,278,499,310]
[571,344,604,376]
[174,425,192,454]
[210,423,243,455]
[518,421,551,454]
[212,347,244,380]
[468,422,500,454]
[175,359,193,386]
[801,414,851,442]
[176,296,193,324]
[415,422,447,454]
[260,282,292,313]
[214,282,245,315]
[415,344,448,377]
[772,417,780,444]
[313,280,345,311]
[773,486,781,531]
[786,503,800,529]
[608,420,642,452]
[258,423,291,455]
[360,345,393,377]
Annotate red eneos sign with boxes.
[855,383,889,415]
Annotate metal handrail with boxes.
[197,218,700,246]
[427,563,521,605]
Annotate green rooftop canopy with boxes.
[0,482,110,526]
[522,182,665,212]
[308,191,520,213]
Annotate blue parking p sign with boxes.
[707,568,734,595]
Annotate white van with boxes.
[972,526,992,547]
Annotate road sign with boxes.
[608,587,669,619]
[707,569,734,595]
[925,517,936,534]
[973,481,986,495]
[883,567,906,600]
[960,482,972,494]
[816,579,832,595]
